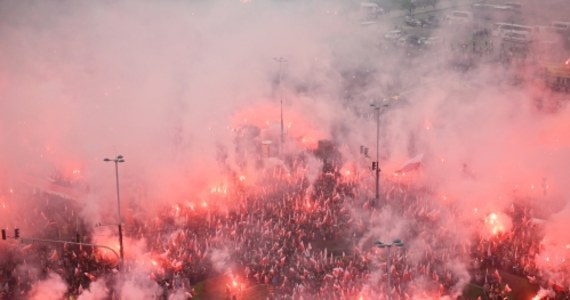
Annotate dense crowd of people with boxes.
[1,146,568,299]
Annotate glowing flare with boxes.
[485,212,506,235]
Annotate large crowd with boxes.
[1,146,569,299]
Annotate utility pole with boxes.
[104,155,125,269]
[370,103,388,205]
[375,239,404,299]
[274,57,287,153]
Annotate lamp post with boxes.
[104,155,125,269]
[370,103,389,205]
[274,57,287,153]
[375,239,404,299]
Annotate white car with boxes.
[445,10,473,25]
[420,36,441,46]
[384,30,405,41]
[551,21,570,33]
[501,31,532,44]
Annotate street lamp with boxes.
[274,57,287,153]
[375,239,404,299]
[103,155,125,269]
[370,102,389,205]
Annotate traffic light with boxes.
[1,229,5,240]
[372,162,377,170]
[14,228,19,239]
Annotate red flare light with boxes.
[485,212,508,235]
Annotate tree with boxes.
[402,0,416,15]
[426,0,439,8]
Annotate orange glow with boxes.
[485,212,506,235]
[239,175,246,182]
[151,260,158,267]
[210,184,228,195]
[201,201,208,208]
[340,164,354,177]
[230,102,326,149]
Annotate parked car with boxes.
[420,36,442,46]
[501,31,532,44]
[421,15,440,28]
[399,35,422,47]
[551,21,570,34]
[384,30,406,41]
[404,16,423,27]
[445,10,473,25]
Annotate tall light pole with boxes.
[104,155,125,269]
[370,102,389,205]
[274,57,287,153]
[375,239,404,299]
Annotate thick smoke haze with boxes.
[0,0,569,298]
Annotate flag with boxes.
[394,154,423,173]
